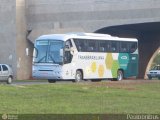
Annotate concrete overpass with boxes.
[0,0,160,79]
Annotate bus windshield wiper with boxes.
[48,54,56,63]
[37,56,46,63]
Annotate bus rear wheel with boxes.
[117,70,123,81]
[73,70,83,82]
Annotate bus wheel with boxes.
[74,70,82,82]
[117,70,123,81]
[48,79,56,83]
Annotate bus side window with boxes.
[111,42,118,52]
[74,39,80,51]
[74,39,87,52]
[88,40,96,52]
[79,40,86,52]
[130,42,137,53]
[99,41,106,52]
[120,42,128,53]
[106,41,111,52]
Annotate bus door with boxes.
[119,41,138,77]
[63,39,74,79]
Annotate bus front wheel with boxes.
[48,79,56,83]
[74,70,83,82]
[117,70,123,81]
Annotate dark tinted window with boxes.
[88,40,97,52]
[120,42,129,52]
[105,41,111,52]
[99,41,106,52]
[153,66,160,70]
[2,65,8,71]
[74,39,87,52]
[110,41,119,52]
[129,42,137,53]
[0,66,1,71]
[74,39,137,53]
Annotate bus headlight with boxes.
[32,67,37,73]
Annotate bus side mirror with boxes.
[26,48,29,56]
[60,49,63,57]
[33,47,38,58]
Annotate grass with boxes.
[0,81,160,114]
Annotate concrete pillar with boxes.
[16,0,33,80]
[138,32,160,78]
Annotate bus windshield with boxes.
[34,40,64,64]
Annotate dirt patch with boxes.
[89,80,160,90]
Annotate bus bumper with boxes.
[32,71,63,80]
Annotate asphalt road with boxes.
[11,79,90,85]
[11,80,49,85]
[10,80,80,85]
[7,79,159,86]
[0,78,159,86]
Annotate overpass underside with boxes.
[96,22,160,79]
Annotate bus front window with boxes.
[34,40,64,64]
[34,40,48,63]
[48,41,64,64]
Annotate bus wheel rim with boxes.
[118,72,122,80]
[76,74,81,81]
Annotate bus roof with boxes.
[36,32,138,42]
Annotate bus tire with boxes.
[117,70,123,81]
[74,70,83,82]
[48,79,56,83]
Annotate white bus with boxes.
[32,33,138,83]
